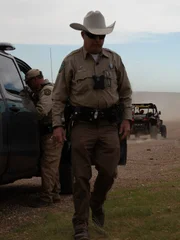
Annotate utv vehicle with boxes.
[130,103,167,139]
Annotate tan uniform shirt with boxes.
[36,80,53,125]
[52,47,132,127]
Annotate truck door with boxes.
[0,53,40,177]
[0,89,8,176]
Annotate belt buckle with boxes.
[94,109,98,119]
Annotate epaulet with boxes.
[44,83,53,88]
[41,79,53,87]
[58,49,82,73]
[103,48,113,53]
[42,83,53,91]
[103,48,122,61]
[65,48,82,59]
[103,48,119,56]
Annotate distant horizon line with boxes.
[133,91,180,94]
[9,31,180,46]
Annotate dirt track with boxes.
[0,121,180,234]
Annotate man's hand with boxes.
[53,127,66,144]
[119,120,131,140]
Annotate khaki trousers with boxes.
[71,122,120,224]
[40,134,63,202]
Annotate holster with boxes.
[39,124,53,136]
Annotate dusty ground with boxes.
[0,121,180,234]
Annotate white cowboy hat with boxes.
[70,11,116,35]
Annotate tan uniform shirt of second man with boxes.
[35,81,62,203]
[35,81,53,122]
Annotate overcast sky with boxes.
[1,0,180,44]
[1,0,180,92]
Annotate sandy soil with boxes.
[0,121,180,234]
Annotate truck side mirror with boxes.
[159,111,161,115]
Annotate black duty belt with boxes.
[71,105,119,123]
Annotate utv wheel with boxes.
[150,126,158,139]
[135,133,140,139]
[160,125,167,138]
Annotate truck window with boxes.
[0,55,24,95]
[20,71,26,81]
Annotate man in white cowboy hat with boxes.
[52,10,132,240]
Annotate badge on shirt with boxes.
[44,89,51,96]
[109,63,114,69]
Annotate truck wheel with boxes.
[150,125,158,139]
[160,125,167,138]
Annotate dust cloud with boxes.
[132,92,180,122]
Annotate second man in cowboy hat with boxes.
[52,10,132,240]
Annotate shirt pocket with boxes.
[108,69,117,81]
[73,71,93,93]
[102,68,117,89]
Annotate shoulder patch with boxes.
[44,89,51,96]
[58,48,81,73]
[59,61,65,73]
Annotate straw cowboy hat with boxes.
[70,11,116,35]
